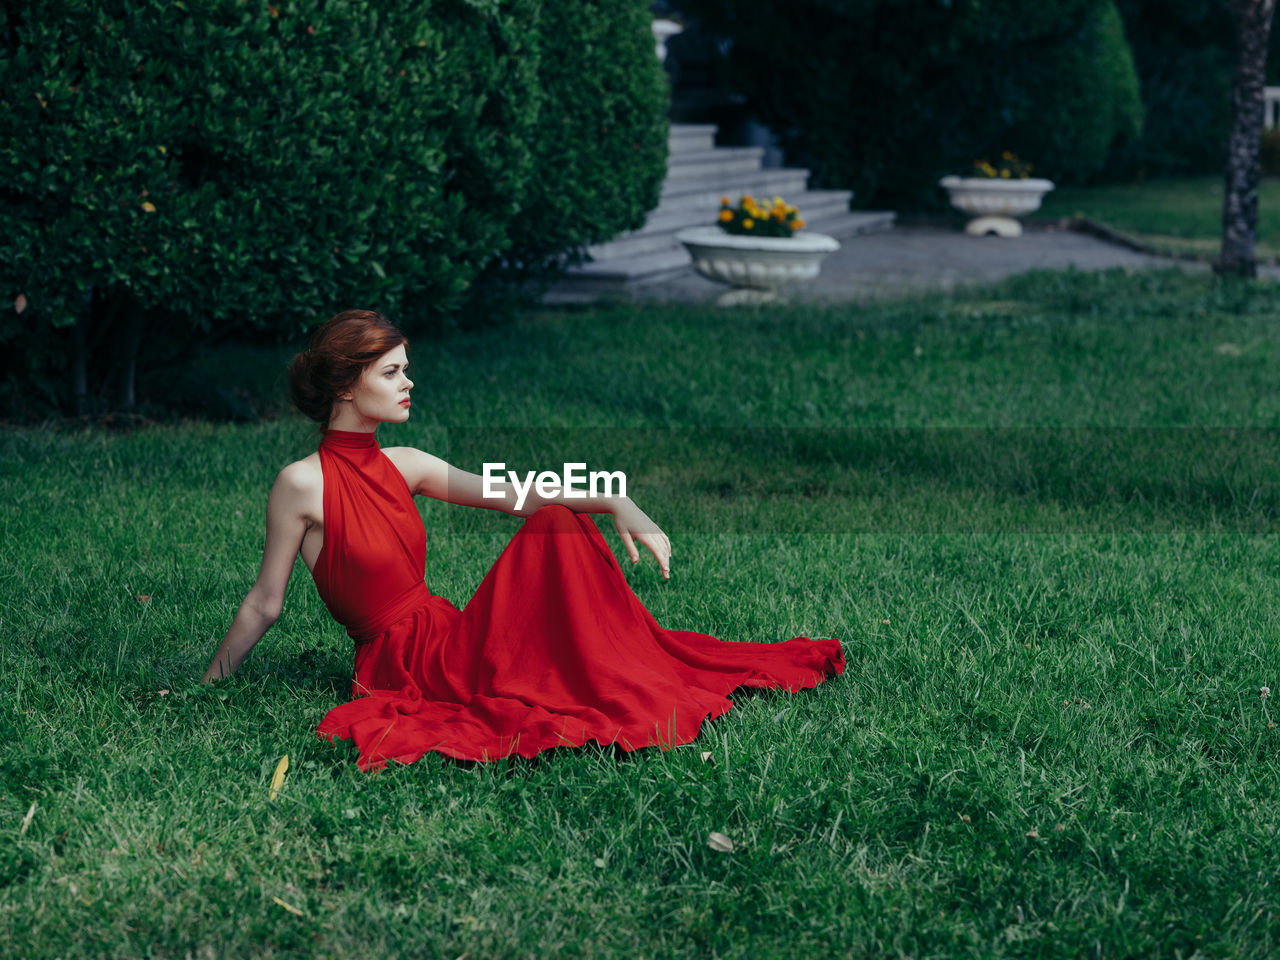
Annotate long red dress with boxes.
[311,429,844,769]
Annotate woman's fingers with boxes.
[614,510,670,577]
[640,532,670,579]
[619,528,640,564]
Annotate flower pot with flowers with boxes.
[939,153,1054,238]
[675,196,840,305]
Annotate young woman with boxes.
[202,309,843,769]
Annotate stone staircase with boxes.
[545,123,896,303]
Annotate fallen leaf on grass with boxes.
[19,801,36,837]
[272,895,304,917]
[699,751,713,763]
[707,831,734,853]
[134,595,151,603]
[269,754,289,801]
[14,294,27,314]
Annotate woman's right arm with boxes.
[201,463,315,682]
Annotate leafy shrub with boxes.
[1,0,541,415]
[1112,0,1236,176]
[501,0,669,277]
[0,0,668,417]
[679,0,1142,207]
[1005,0,1143,186]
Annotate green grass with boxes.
[4,269,1280,957]
[1034,176,1280,262]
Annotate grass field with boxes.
[1034,176,1280,262]
[4,269,1280,957]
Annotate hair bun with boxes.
[287,310,407,426]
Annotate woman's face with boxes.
[342,344,413,424]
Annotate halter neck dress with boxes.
[311,429,844,769]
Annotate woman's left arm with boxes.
[385,447,671,577]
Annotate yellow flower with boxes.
[741,194,754,206]
[743,218,754,229]
[720,196,731,206]
[718,209,733,222]
[141,201,157,213]
[793,219,805,230]
[1000,169,1010,178]
[1002,150,1013,160]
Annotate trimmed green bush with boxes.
[1113,0,1235,176]
[1,0,540,415]
[0,0,669,417]
[502,0,669,276]
[1115,0,1280,178]
[680,0,1142,207]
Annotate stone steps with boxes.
[549,122,896,302]
[667,123,717,154]
[665,146,768,181]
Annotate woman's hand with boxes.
[611,497,671,579]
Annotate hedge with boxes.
[502,0,669,277]
[0,0,667,417]
[680,0,1143,208]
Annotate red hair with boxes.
[288,309,408,425]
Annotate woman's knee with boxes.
[524,504,578,530]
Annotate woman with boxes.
[203,309,843,769]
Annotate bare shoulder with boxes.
[382,445,448,495]
[275,453,321,491]
[272,454,323,520]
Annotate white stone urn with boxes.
[651,19,683,62]
[938,176,1055,237]
[675,227,840,305]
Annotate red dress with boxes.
[312,429,844,769]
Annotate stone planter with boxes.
[675,227,840,305]
[938,176,1055,237]
[651,18,683,62]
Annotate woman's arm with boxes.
[385,447,671,578]
[201,463,315,682]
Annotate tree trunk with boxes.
[115,299,144,412]
[1219,0,1277,278]
[71,287,93,418]
[71,316,87,418]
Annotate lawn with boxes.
[1034,176,1280,262]
[4,269,1280,958]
